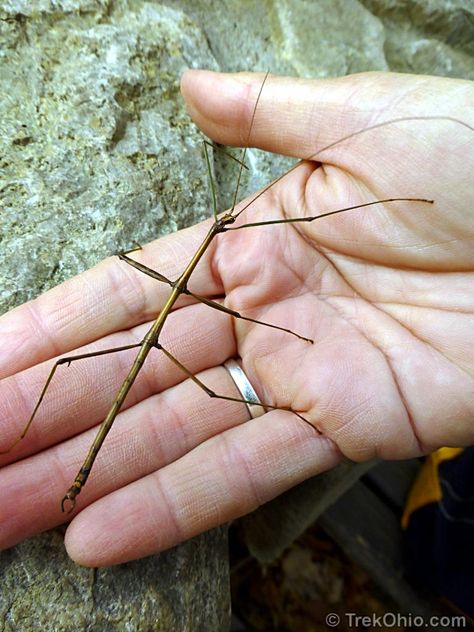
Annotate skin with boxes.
[0,70,473,567]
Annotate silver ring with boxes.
[223,358,266,419]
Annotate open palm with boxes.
[0,70,472,566]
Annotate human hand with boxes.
[0,70,472,566]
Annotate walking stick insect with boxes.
[1,73,473,515]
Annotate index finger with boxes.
[0,219,222,378]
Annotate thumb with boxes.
[180,69,469,161]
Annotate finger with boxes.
[0,219,223,378]
[180,69,466,161]
[0,301,236,461]
[64,411,341,567]
[0,365,252,550]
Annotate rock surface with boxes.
[0,525,229,631]
[0,0,472,629]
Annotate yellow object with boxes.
[401,447,464,529]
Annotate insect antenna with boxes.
[232,115,474,222]
[229,71,270,216]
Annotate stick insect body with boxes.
[1,75,472,513]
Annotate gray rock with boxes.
[362,0,474,79]
[1,0,472,629]
[0,525,229,631]
[0,2,218,310]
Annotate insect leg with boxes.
[156,343,315,430]
[117,252,171,285]
[226,198,433,231]
[203,140,249,170]
[118,253,312,343]
[0,343,142,454]
[202,140,219,220]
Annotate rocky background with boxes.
[0,1,472,630]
